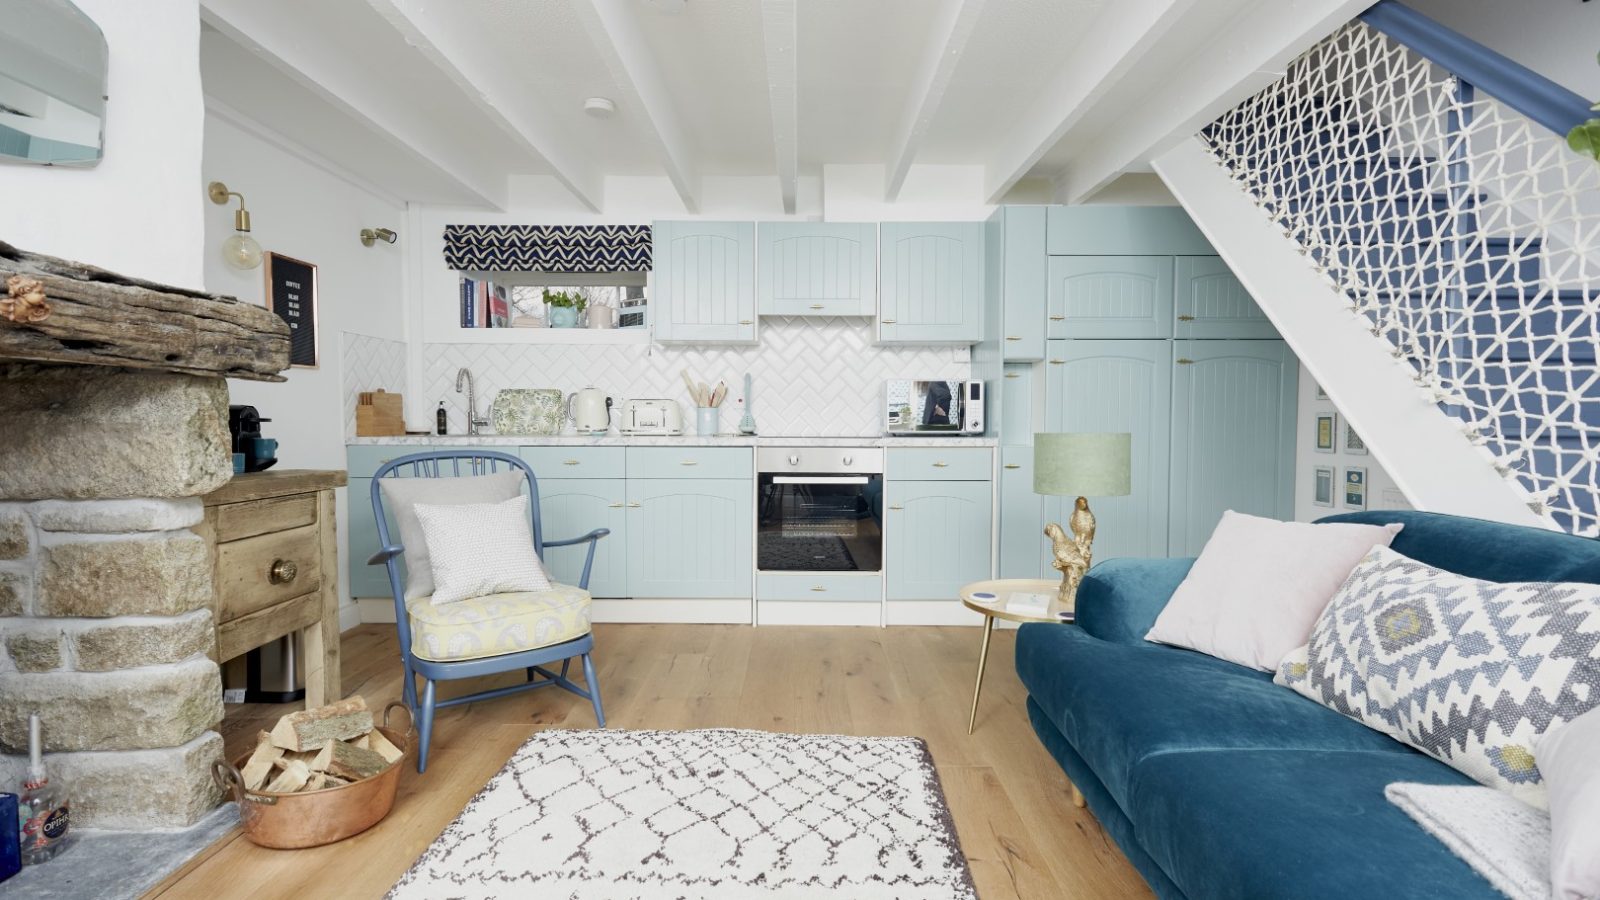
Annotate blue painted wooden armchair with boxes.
[368,450,607,772]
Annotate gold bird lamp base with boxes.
[1044,496,1096,612]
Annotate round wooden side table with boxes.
[961,578,1074,735]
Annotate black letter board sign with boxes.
[264,252,319,368]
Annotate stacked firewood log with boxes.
[239,696,402,793]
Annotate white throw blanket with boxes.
[1386,782,1552,900]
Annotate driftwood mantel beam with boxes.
[0,241,290,381]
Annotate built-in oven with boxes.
[756,446,883,573]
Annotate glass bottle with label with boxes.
[18,713,70,864]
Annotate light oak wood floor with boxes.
[150,623,1154,900]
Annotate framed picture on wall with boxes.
[1345,422,1368,456]
[1314,413,1337,453]
[264,252,319,368]
[1343,467,1368,510]
[1313,466,1335,507]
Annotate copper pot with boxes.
[212,702,412,849]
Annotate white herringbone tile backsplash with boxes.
[423,318,971,436]
[343,332,408,436]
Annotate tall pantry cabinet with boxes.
[986,205,1297,576]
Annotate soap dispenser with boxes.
[436,401,448,436]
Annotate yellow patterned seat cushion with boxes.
[406,584,591,663]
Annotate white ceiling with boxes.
[198,0,1376,211]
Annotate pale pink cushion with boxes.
[1144,511,1404,671]
[1539,706,1600,900]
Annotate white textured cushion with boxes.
[379,471,524,600]
[414,496,552,605]
[1539,707,1600,899]
[1277,546,1600,809]
[1144,511,1403,670]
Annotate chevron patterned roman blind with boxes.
[442,225,652,272]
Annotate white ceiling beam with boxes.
[573,0,699,213]
[199,2,506,210]
[983,0,1198,204]
[1055,0,1377,204]
[363,0,603,213]
[886,0,987,202]
[760,0,799,214]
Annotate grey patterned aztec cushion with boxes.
[1277,545,1600,809]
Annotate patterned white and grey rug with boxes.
[389,728,976,900]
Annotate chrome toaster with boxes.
[618,398,683,435]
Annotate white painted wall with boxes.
[203,112,408,627]
[1406,0,1600,100]
[0,0,204,288]
[1293,363,1409,522]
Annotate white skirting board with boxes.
[357,596,753,625]
[757,600,881,627]
[358,597,1014,628]
[886,600,1009,627]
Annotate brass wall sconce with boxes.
[360,228,398,247]
[208,180,263,270]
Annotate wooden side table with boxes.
[199,470,347,708]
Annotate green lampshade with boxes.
[1033,432,1132,497]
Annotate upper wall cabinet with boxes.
[991,207,1048,361]
[651,221,757,343]
[1174,256,1278,339]
[757,223,877,316]
[1046,206,1215,256]
[1047,255,1175,340]
[877,222,984,344]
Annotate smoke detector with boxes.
[584,97,617,119]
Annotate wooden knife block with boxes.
[355,390,405,436]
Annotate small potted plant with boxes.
[544,290,587,328]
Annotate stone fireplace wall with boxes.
[0,364,233,829]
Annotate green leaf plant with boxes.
[1566,50,1600,161]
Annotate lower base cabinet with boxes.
[625,479,752,598]
[885,479,993,600]
[998,445,1046,581]
[538,479,628,598]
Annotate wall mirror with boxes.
[0,0,108,166]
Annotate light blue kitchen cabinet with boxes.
[877,222,985,344]
[1174,256,1279,339]
[885,479,993,600]
[537,478,628,598]
[1044,339,1173,562]
[1047,255,1175,340]
[625,478,752,598]
[998,445,1046,581]
[994,207,1048,361]
[1046,206,1215,256]
[757,222,876,316]
[1169,340,1298,556]
[346,478,391,598]
[998,362,1037,445]
[651,221,757,343]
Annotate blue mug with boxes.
[232,453,246,474]
[250,438,278,462]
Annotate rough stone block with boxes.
[71,611,215,672]
[5,631,63,673]
[37,532,210,618]
[0,569,27,617]
[0,507,28,559]
[0,732,225,829]
[0,365,231,500]
[0,657,222,752]
[29,498,204,534]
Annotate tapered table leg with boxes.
[968,614,996,734]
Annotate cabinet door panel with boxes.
[1047,256,1174,339]
[1169,340,1298,555]
[998,363,1036,445]
[538,479,628,598]
[625,479,752,598]
[758,222,876,316]
[878,222,983,343]
[1045,339,1172,561]
[652,221,756,343]
[885,480,993,600]
[999,445,1046,581]
[1174,256,1278,339]
[1000,207,1047,361]
[346,478,392,598]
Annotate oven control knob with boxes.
[842,455,854,466]
[787,454,800,466]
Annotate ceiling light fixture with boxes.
[584,97,617,119]
[207,180,262,271]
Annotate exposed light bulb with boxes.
[223,232,263,270]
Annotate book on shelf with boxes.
[488,283,509,328]
[459,277,475,328]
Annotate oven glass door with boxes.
[757,473,882,572]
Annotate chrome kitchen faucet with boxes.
[455,367,491,435]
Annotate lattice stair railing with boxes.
[1196,18,1600,537]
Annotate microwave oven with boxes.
[884,380,984,436]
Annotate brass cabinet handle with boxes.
[932,461,949,468]
[562,459,580,465]
[1004,372,1019,379]
[809,304,825,310]
[1048,359,1064,365]
[607,502,624,508]
[1177,314,1196,321]
[1049,315,1065,321]
[880,318,897,324]
[680,460,698,466]
[627,501,642,508]
[268,559,298,585]
[1177,358,1195,365]
[810,586,828,592]
[1004,463,1021,470]
[1005,336,1021,341]
[889,505,904,511]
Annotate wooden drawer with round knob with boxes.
[215,522,323,623]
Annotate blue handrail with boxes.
[1360,0,1593,139]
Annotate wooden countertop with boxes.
[203,469,348,506]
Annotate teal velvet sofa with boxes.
[1015,510,1600,900]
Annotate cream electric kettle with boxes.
[568,387,612,434]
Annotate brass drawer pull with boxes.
[888,505,904,511]
[1048,359,1064,365]
[607,502,624,508]
[1004,463,1021,470]
[268,559,298,585]
[932,462,949,468]
[880,318,897,324]
[738,319,753,325]
[1049,315,1065,321]
[562,459,581,465]
[1177,314,1196,321]
[1005,336,1021,341]
[810,586,828,592]
[809,304,825,310]
[1004,372,1019,379]
[1177,358,1195,365]
[680,460,699,466]
[627,502,642,508]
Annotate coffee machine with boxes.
[229,405,279,473]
